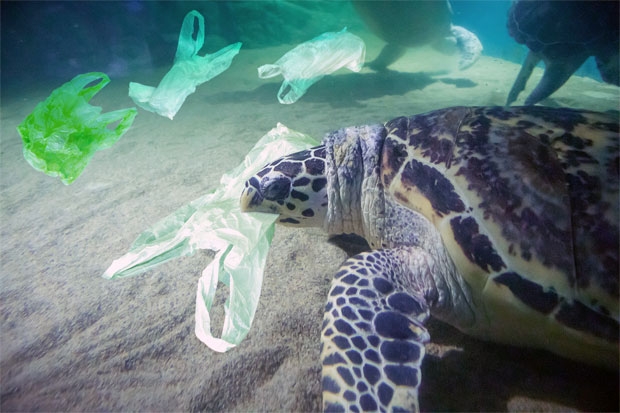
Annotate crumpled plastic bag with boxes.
[258,28,365,104]
[17,72,137,185]
[103,124,319,352]
[129,10,242,119]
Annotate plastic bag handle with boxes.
[257,64,282,79]
[95,108,138,147]
[75,72,111,102]
[98,107,137,131]
[175,10,205,62]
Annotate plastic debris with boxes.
[129,10,242,119]
[17,72,137,185]
[104,124,319,352]
[258,28,365,104]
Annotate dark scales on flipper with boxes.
[321,249,430,412]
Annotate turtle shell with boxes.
[507,1,619,59]
[379,106,618,360]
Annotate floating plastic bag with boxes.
[258,28,366,104]
[104,124,319,352]
[129,10,242,119]
[17,72,137,185]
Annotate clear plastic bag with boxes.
[129,10,242,119]
[258,28,365,104]
[104,124,319,352]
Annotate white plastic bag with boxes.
[258,28,365,104]
[104,124,319,352]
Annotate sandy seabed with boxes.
[1,40,619,412]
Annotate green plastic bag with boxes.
[17,72,137,185]
[129,10,242,119]
[104,124,319,352]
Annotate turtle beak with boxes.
[240,185,262,212]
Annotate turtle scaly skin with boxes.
[240,106,619,412]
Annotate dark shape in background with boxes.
[0,1,361,97]
[1,0,609,102]
[505,0,619,106]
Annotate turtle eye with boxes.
[261,176,291,201]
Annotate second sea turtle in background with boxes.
[352,0,482,72]
[505,0,619,106]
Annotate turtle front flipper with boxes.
[321,248,434,412]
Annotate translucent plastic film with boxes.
[103,124,319,352]
[17,72,137,185]
[129,10,242,119]
[258,28,365,104]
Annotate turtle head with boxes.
[240,145,328,227]
[241,124,386,237]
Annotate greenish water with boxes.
[1,2,618,412]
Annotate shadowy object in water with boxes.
[505,0,619,106]
[439,78,477,88]
[353,0,482,71]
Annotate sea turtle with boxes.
[352,0,483,72]
[505,0,619,106]
[240,106,619,411]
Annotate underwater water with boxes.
[1,1,618,412]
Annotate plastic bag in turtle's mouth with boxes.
[103,123,319,352]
